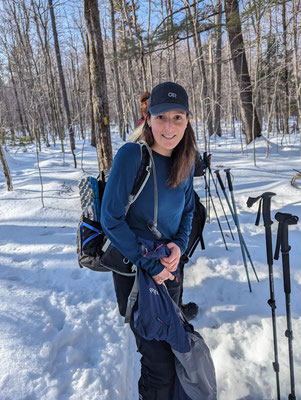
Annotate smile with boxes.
[162,135,176,140]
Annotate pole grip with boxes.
[283,255,291,295]
[274,212,299,295]
[262,192,276,228]
[281,222,291,294]
[215,170,225,191]
[203,152,210,168]
[224,169,233,191]
[275,212,299,226]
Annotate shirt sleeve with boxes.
[101,144,165,276]
[172,170,195,254]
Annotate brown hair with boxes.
[139,92,150,117]
[142,113,197,188]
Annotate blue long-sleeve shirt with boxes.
[101,143,194,276]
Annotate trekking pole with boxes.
[274,212,299,400]
[247,192,280,400]
[203,153,235,240]
[206,166,211,222]
[224,169,259,282]
[215,169,235,215]
[203,173,229,251]
[223,169,252,291]
[216,169,259,286]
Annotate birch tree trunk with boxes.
[84,0,113,172]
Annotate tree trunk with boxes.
[292,0,301,153]
[84,0,113,172]
[7,59,27,138]
[282,0,289,135]
[214,0,222,136]
[166,0,178,81]
[147,0,153,89]
[0,142,13,191]
[85,37,96,147]
[185,16,198,139]
[224,0,261,144]
[110,0,125,139]
[185,1,214,136]
[31,0,65,152]
[48,0,77,167]
[131,0,147,90]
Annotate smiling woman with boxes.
[142,82,197,188]
[101,81,197,399]
[148,110,188,157]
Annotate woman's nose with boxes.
[165,119,172,132]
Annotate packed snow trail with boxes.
[0,133,300,399]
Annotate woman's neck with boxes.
[151,143,172,157]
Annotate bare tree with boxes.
[84,0,113,172]
[292,0,301,153]
[185,0,214,137]
[48,0,77,167]
[281,0,290,136]
[224,0,261,144]
[0,139,13,191]
[109,0,125,139]
[214,0,222,136]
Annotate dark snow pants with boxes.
[130,275,181,400]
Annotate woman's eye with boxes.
[156,115,163,120]
[175,115,182,120]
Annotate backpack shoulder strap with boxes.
[130,142,152,199]
[123,142,154,323]
[125,142,152,214]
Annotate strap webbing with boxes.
[139,141,162,239]
[80,222,102,255]
[255,198,262,226]
[124,269,139,323]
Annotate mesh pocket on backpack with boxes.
[77,215,108,272]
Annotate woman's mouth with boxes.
[162,134,176,140]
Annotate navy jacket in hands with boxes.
[100,143,194,276]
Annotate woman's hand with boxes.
[152,267,175,285]
[160,242,181,272]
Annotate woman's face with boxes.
[148,110,188,157]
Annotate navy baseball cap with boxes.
[148,82,192,116]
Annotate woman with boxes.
[101,82,197,399]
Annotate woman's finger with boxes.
[161,254,177,264]
[165,263,177,272]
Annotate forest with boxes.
[0,2,301,399]
[0,0,300,190]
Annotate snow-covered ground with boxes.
[0,130,300,400]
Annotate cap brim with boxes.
[148,103,192,116]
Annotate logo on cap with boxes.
[168,92,177,98]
